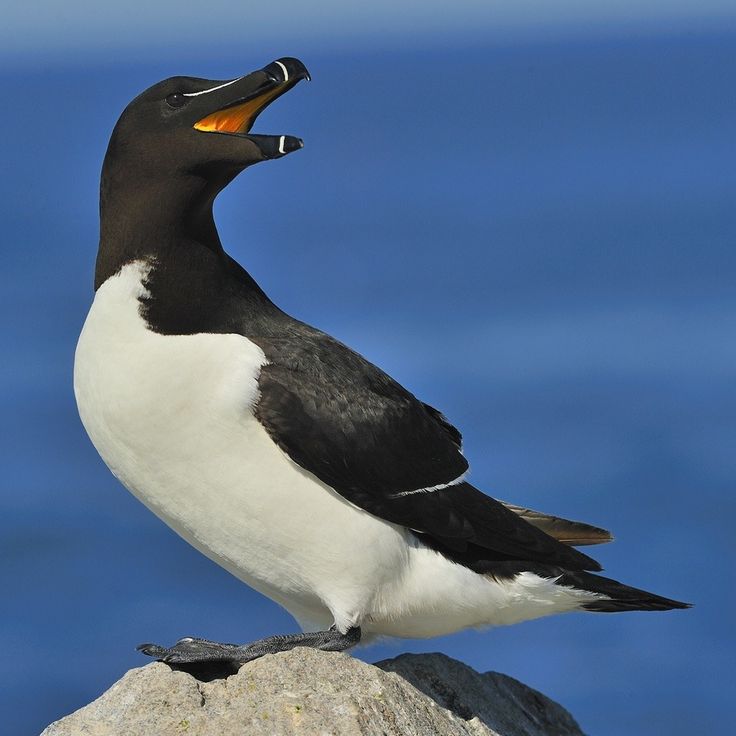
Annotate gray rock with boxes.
[41,648,584,736]
[376,653,584,736]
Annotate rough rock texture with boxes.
[41,648,584,736]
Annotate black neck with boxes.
[95,163,283,336]
[95,167,224,290]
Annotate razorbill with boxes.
[74,57,688,665]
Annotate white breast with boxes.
[74,261,601,639]
[74,261,402,631]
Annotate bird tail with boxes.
[555,569,691,612]
[500,501,613,547]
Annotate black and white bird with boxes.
[74,57,688,666]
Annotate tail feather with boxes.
[500,501,613,547]
[556,570,692,612]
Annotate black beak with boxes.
[193,57,310,159]
[261,57,311,85]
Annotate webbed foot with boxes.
[137,626,361,666]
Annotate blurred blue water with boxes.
[1,32,734,735]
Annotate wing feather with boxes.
[500,502,613,546]
[252,332,601,572]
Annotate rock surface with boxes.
[41,648,584,736]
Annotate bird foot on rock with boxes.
[138,626,361,666]
[137,637,244,665]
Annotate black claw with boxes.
[137,643,169,658]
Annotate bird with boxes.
[74,57,689,667]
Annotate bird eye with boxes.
[165,92,187,109]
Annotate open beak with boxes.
[193,57,310,158]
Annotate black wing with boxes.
[252,330,600,573]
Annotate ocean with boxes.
[1,31,733,734]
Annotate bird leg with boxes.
[137,625,361,666]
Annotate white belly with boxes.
[74,261,599,639]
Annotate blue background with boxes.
[1,4,734,735]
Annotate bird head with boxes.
[102,57,310,192]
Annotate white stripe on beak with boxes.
[275,61,289,82]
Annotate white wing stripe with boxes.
[390,473,467,498]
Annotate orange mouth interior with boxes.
[193,87,284,134]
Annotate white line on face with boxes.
[275,61,289,82]
[278,136,286,154]
[182,76,245,97]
